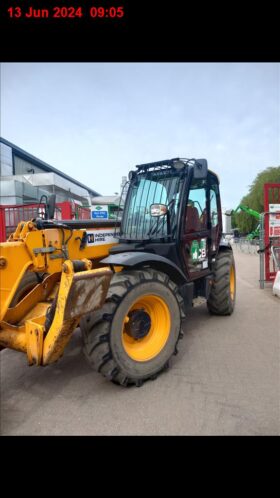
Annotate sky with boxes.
[1,63,279,208]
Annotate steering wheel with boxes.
[193,200,203,214]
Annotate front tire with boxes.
[207,249,236,315]
[80,269,185,386]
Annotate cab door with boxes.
[181,176,211,279]
[208,177,222,257]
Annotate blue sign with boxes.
[92,210,108,219]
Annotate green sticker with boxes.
[191,240,200,261]
[200,239,206,250]
[191,239,207,262]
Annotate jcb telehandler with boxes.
[0,158,236,386]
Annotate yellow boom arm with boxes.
[0,219,118,365]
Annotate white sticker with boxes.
[202,260,208,269]
[269,204,280,237]
[86,229,120,246]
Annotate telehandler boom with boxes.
[227,204,261,240]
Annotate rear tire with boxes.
[207,249,236,315]
[80,269,185,386]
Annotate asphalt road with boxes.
[1,247,279,435]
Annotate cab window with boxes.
[185,179,207,233]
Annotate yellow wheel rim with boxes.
[230,265,235,300]
[122,295,171,362]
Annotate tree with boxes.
[232,166,280,234]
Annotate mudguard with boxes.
[219,239,233,250]
[101,251,187,285]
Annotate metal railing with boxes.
[232,238,259,255]
[0,201,91,242]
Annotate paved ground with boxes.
[1,247,279,435]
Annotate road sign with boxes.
[91,205,108,220]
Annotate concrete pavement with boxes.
[1,247,279,435]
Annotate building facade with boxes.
[0,138,100,206]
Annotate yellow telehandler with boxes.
[0,158,236,386]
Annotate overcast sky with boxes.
[1,63,279,208]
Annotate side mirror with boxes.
[46,194,56,219]
[193,159,208,179]
[150,204,167,217]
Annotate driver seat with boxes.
[185,205,200,232]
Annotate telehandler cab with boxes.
[0,158,236,386]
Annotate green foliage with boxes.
[233,166,280,234]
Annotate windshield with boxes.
[121,171,182,240]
